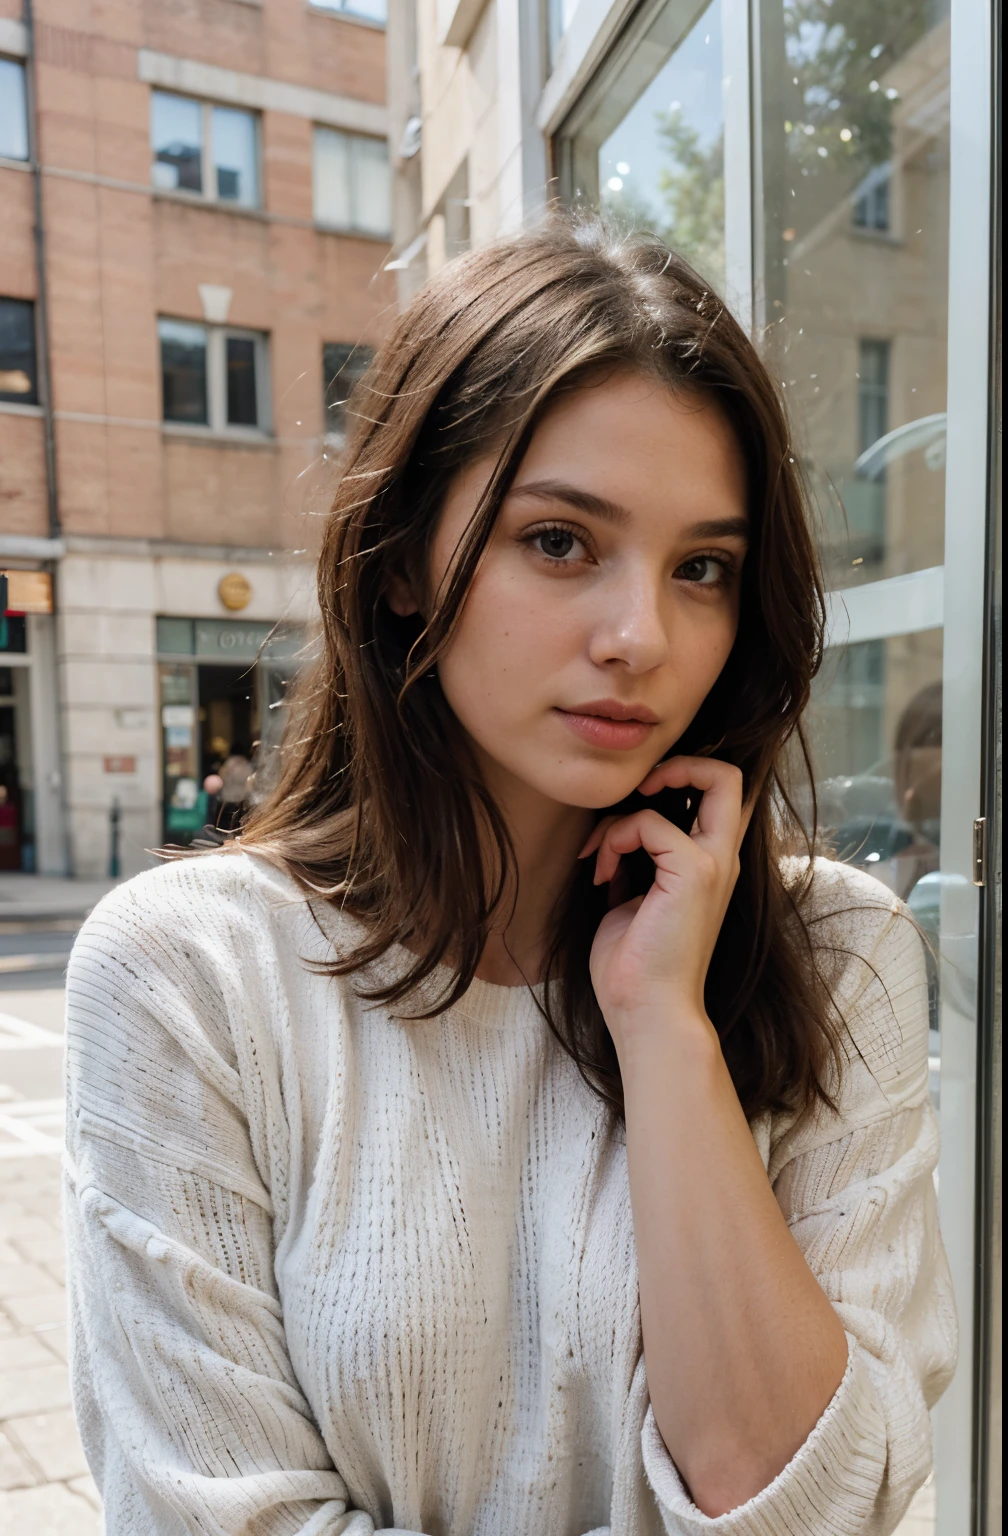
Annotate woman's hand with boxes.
[581,756,750,1056]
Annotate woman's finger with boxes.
[592,808,696,886]
[578,814,619,860]
[637,756,744,846]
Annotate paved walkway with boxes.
[0,986,101,1531]
[0,874,119,923]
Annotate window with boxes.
[556,0,726,293]
[323,341,374,440]
[310,0,387,22]
[0,298,37,404]
[0,58,28,162]
[858,340,891,461]
[159,318,270,433]
[853,164,892,232]
[313,127,390,237]
[151,92,260,208]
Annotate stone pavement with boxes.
[0,986,101,1533]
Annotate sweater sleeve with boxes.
[64,863,370,1536]
[640,865,958,1536]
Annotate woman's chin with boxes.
[530,763,652,812]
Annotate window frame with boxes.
[312,124,392,239]
[158,317,272,437]
[150,91,262,211]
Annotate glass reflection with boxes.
[757,0,951,588]
[213,106,258,208]
[151,92,203,194]
[562,0,725,291]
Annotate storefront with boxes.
[0,564,64,874]
[541,0,1000,1524]
[155,615,304,844]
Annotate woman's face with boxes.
[395,368,749,812]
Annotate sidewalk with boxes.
[0,1156,101,1532]
[0,983,100,1529]
[0,875,119,924]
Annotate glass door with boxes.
[753,0,995,1528]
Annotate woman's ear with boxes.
[385,569,421,617]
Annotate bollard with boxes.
[108,797,121,879]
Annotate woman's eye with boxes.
[677,555,725,586]
[535,527,581,560]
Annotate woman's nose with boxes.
[587,570,670,673]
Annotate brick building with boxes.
[0,0,394,877]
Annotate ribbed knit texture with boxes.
[64,852,956,1535]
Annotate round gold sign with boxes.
[218,572,252,612]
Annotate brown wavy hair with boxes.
[241,213,841,1122]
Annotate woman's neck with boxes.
[472,755,595,988]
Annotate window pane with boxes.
[350,135,391,237]
[757,0,950,588]
[313,127,351,227]
[548,0,583,66]
[213,106,258,207]
[805,627,943,1046]
[151,92,203,194]
[322,341,374,439]
[0,298,38,404]
[226,336,258,427]
[0,59,29,162]
[563,0,725,293]
[159,318,208,424]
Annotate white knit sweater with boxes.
[64,852,956,1536]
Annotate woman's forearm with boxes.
[620,1010,849,1517]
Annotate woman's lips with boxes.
[555,707,657,750]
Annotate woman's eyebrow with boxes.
[682,517,750,541]
[509,479,630,525]
[509,482,749,542]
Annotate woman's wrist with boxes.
[607,996,721,1082]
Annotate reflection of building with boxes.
[397,0,999,1528]
[0,0,393,876]
[772,16,951,592]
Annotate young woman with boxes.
[65,217,956,1536]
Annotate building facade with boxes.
[397,0,1001,1530]
[0,0,395,878]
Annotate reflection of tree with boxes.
[656,112,725,290]
[780,0,931,189]
[601,109,725,292]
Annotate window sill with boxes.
[315,220,391,243]
[0,155,32,174]
[153,188,266,221]
[307,3,386,30]
[0,400,43,417]
[161,424,277,449]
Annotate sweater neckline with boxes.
[382,944,549,1033]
